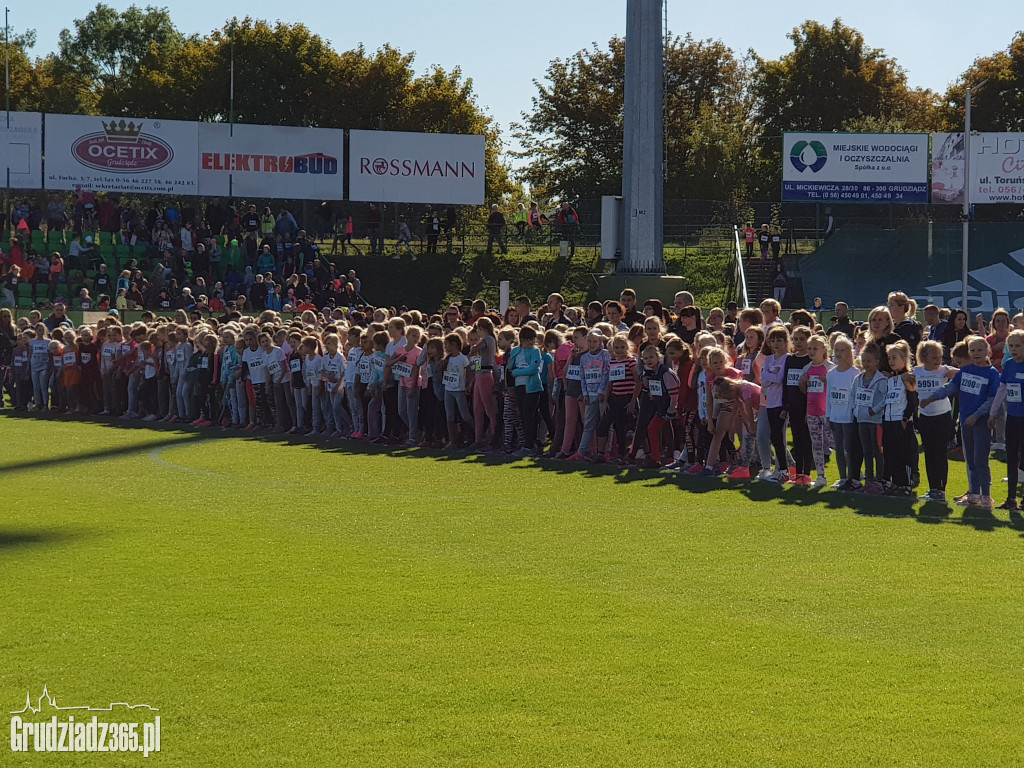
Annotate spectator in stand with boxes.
[832,302,856,338]
[758,224,771,259]
[486,204,508,255]
[274,209,298,242]
[620,289,644,326]
[45,194,67,247]
[513,203,528,238]
[243,205,261,238]
[366,204,383,256]
[205,198,225,237]
[556,202,580,257]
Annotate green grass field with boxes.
[2,414,1023,766]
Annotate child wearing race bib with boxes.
[557,327,588,458]
[881,341,918,496]
[383,318,407,443]
[712,376,761,477]
[737,326,765,384]
[344,327,366,439]
[508,326,544,458]
[800,334,834,488]
[664,338,695,470]
[760,326,791,483]
[701,348,743,475]
[595,334,639,464]
[219,329,242,428]
[913,340,956,503]
[782,326,813,484]
[630,345,680,468]
[441,332,471,449]
[175,327,195,423]
[285,331,305,434]
[988,329,1024,511]
[851,342,888,492]
[921,335,1000,508]
[470,317,498,451]
[568,330,610,461]
[320,333,347,438]
[397,325,424,447]
[242,331,270,430]
[299,337,323,438]
[367,331,389,442]
[827,337,859,490]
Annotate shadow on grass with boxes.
[4,411,1024,539]
[0,528,91,552]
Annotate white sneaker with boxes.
[811,476,827,489]
[831,478,847,489]
[143,414,158,421]
[756,469,773,481]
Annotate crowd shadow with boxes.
[4,411,1022,539]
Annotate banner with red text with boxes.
[198,123,344,199]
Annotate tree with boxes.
[944,31,1024,132]
[751,19,942,196]
[55,3,185,116]
[513,35,753,202]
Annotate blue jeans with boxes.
[332,389,352,434]
[31,367,49,410]
[294,386,311,431]
[398,387,420,441]
[576,396,603,455]
[962,418,991,496]
[346,387,364,434]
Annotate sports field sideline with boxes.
[2,413,1023,766]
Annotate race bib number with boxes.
[885,387,901,402]
[102,347,115,358]
[176,348,186,363]
[470,356,481,372]
[829,389,848,406]
[80,353,91,364]
[786,368,802,387]
[201,358,210,370]
[740,358,752,374]
[807,377,825,394]
[443,371,460,388]
[960,373,985,395]
[372,357,385,374]
[648,380,664,397]
[358,359,372,383]
[1008,383,1022,403]
[584,367,602,386]
[62,352,75,365]
[249,358,262,369]
[392,362,413,379]
[855,387,873,406]
[609,364,626,382]
[566,365,581,381]
[290,359,301,373]
[917,377,940,395]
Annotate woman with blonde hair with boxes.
[887,291,923,354]
[865,305,902,373]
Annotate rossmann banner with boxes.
[349,130,485,204]
[0,112,42,188]
[932,132,1024,205]
[198,124,344,199]
[782,132,930,203]
[44,114,198,195]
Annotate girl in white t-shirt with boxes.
[826,336,859,489]
[913,339,957,503]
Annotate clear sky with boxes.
[18,0,1015,160]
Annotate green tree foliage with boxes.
[943,31,1024,132]
[751,19,943,195]
[513,35,752,202]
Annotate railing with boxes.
[731,225,749,310]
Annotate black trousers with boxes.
[917,412,952,492]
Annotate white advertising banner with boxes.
[44,114,198,195]
[932,132,1024,205]
[198,123,344,199]
[349,130,485,204]
[0,112,42,188]
[782,132,930,203]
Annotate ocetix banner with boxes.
[44,115,198,195]
[782,132,930,204]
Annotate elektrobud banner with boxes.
[932,132,1024,205]
[198,123,344,199]
[782,132,930,203]
[0,112,42,188]
[44,114,198,195]
[349,130,485,204]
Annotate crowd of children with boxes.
[1,291,1022,512]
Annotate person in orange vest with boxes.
[743,223,755,259]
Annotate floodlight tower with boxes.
[621,0,664,273]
